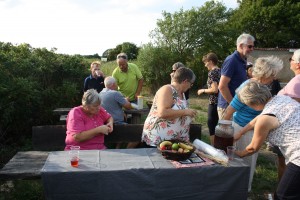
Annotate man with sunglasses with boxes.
[217,33,255,119]
[112,53,143,103]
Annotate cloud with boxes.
[0,0,238,55]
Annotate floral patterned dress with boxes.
[142,85,192,146]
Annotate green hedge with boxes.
[0,42,90,144]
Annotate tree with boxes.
[140,1,235,90]
[106,42,139,61]
[137,44,177,94]
[150,1,234,62]
[228,0,300,48]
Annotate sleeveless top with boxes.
[142,85,192,146]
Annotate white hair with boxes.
[252,56,283,79]
[104,76,116,87]
[293,49,300,64]
[238,81,272,106]
[236,33,255,46]
[82,89,101,106]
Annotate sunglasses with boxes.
[247,45,254,49]
[172,69,176,72]
[289,58,294,62]
[117,55,127,60]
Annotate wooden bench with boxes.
[0,123,201,180]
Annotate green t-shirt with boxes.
[112,63,143,101]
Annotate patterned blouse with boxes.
[142,85,192,146]
[262,95,300,166]
[207,68,221,105]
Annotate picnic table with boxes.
[41,148,249,200]
[52,108,71,115]
[53,107,149,124]
[124,108,150,124]
[53,108,71,122]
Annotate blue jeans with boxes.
[275,162,300,199]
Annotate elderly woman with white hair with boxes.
[65,89,114,150]
[223,56,283,191]
[234,81,300,199]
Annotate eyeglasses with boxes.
[172,69,176,72]
[247,45,254,49]
[289,58,294,62]
[117,55,127,60]
[186,80,193,87]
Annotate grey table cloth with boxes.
[41,148,250,200]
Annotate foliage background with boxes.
[2,0,296,198]
[1,0,300,155]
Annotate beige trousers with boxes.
[233,121,258,192]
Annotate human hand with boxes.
[197,89,204,96]
[98,125,110,135]
[126,97,131,102]
[134,93,139,101]
[234,132,243,142]
[234,150,243,158]
[96,70,104,77]
[106,123,113,133]
[186,109,197,118]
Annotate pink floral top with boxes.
[142,85,192,146]
[65,106,111,150]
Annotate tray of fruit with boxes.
[158,140,195,161]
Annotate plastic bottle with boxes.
[137,96,143,109]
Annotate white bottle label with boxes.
[137,96,143,109]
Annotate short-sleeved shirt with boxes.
[262,95,300,166]
[112,63,143,101]
[65,106,111,150]
[142,85,192,146]
[207,68,221,105]
[99,88,127,123]
[83,75,105,93]
[278,74,300,98]
[230,80,262,127]
[218,51,247,108]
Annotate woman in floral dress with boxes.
[142,67,197,147]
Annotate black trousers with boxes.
[275,162,300,199]
[207,104,218,136]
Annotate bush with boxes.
[0,42,89,146]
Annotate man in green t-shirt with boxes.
[112,53,143,102]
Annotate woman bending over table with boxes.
[223,56,283,192]
[65,89,113,150]
[234,81,300,200]
[142,67,197,147]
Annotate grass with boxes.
[0,94,277,199]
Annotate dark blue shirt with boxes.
[218,50,247,108]
[83,75,105,93]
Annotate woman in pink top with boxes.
[65,89,113,150]
[278,49,300,103]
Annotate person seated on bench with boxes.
[142,67,197,147]
[65,89,113,150]
[100,76,134,148]
[100,76,132,124]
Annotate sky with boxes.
[0,0,239,56]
